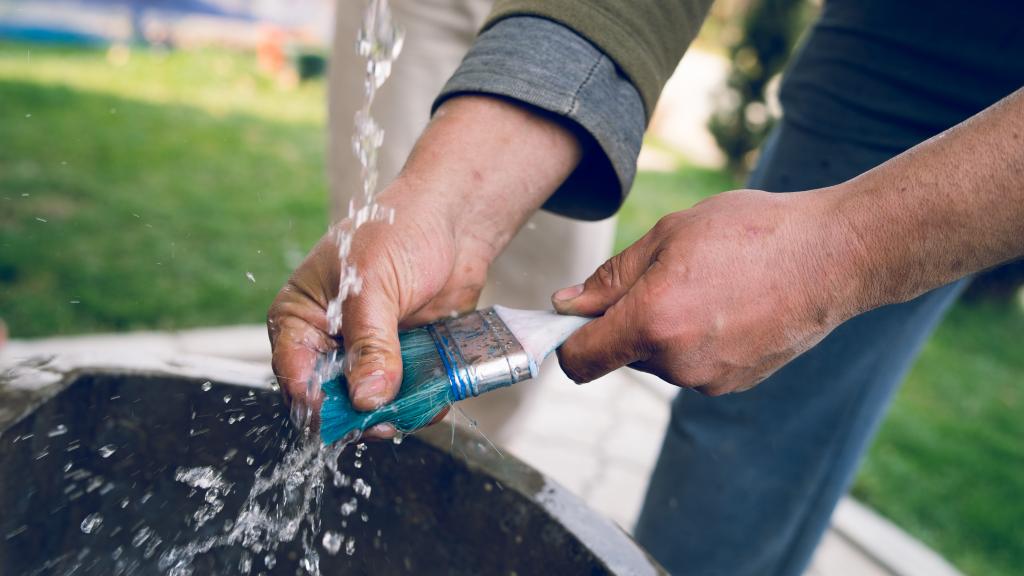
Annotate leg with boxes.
[634,120,965,575]
[328,0,492,220]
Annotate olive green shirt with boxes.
[485,0,714,119]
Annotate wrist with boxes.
[813,183,882,319]
[390,95,582,261]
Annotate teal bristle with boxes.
[319,328,454,445]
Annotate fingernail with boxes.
[553,283,584,302]
[353,372,388,408]
[366,423,396,439]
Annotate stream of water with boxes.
[160,1,404,573]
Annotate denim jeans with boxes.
[633,118,965,575]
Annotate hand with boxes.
[552,188,862,396]
[267,96,582,434]
[267,179,490,434]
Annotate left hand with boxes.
[552,188,863,396]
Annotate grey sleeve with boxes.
[432,16,646,221]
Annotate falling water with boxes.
[324,0,403,335]
[2,3,404,574]
[160,2,405,574]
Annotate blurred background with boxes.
[0,1,1021,574]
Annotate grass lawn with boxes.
[0,42,327,335]
[1,43,1021,576]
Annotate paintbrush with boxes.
[319,306,590,444]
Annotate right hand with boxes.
[267,96,584,435]
[267,178,491,429]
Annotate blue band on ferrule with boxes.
[427,324,471,401]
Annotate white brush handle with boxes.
[492,306,592,378]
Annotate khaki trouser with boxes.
[328,0,616,443]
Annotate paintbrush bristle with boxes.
[320,327,453,445]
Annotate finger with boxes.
[341,282,405,412]
[363,423,397,440]
[269,314,337,423]
[552,236,655,317]
[556,286,653,383]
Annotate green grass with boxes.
[0,42,1021,576]
[614,143,740,252]
[853,301,1024,576]
[0,43,327,335]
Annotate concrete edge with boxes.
[3,325,271,364]
[832,499,963,576]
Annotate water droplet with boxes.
[80,513,103,534]
[340,497,358,517]
[223,394,232,404]
[47,424,67,437]
[345,537,356,556]
[322,531,343,555]
[201,381,212,392]
[245,271,255,283]
[132,526,152,547]
[353,460,363,469]
[245,456,255,465]
[392,431,404,445]
[98,444,117,458]
[264,554,276,569]
[360,512,368,523]
[353,478,371,499]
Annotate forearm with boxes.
[836,88,1024,313]
[381,95,581,263]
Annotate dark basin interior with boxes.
[0,370,659,575]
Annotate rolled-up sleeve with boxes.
[432,16,645,221]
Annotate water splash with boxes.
[159,432,358,576]
[36,4,403,574]
[323,0,404,337]
[321,531,343,555]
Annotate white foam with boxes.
[492,306,591,378]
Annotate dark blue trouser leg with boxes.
[633,120,966,575]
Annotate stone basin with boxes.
[0,354,663,575]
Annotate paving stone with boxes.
[503,433,602,495]
[582,462,655,531]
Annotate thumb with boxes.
[556,286,650,383]
[341,285,404,412]
[552,237,654,317]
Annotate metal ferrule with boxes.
[426,308,532,401]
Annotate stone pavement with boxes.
[3,325,963,576]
